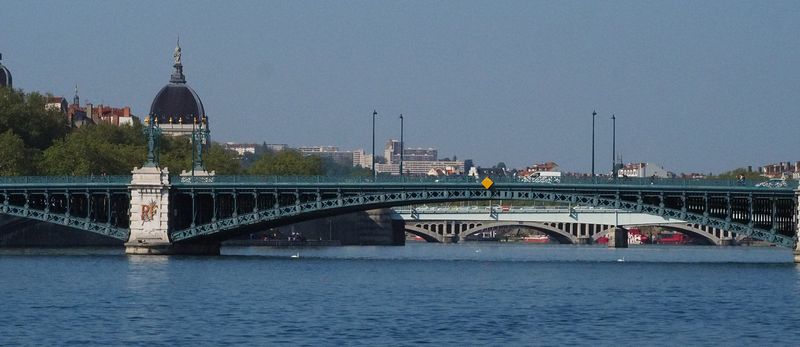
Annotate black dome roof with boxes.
[149,45,205,124]
[0,54,12,89]
[150,83,205,123]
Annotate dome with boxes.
[0,53,12,89]
[150,83,205,124]
[149,43,205,124]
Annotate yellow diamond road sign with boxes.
[481,177,494,189]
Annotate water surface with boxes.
[1,243,798,346]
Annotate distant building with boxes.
[264,144,288,152]
[377,160,465,176]
[298,146,356,167]
[0,53,11,89]
[298,146,339,153]
[63,87,134,128]
[618,162,670,178]
[759,161,799,179]
[384,139,437,164]
[427,166,460,177]
[45,97,68,113]
[225,143,257,156]
[518,161,560,178]
[377,139,457,175]
[528,161,559,172]
[353,149,371,168]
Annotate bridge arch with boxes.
[592,226,620,242]
[170,187,794,248]
[660,224,722,245]
[459,221,578,244]
[590,224,722,245]
[0,204,128,241]
[404,225,443,243]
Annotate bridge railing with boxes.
[0,175,132,185]
[0,174,790,190]
[393,206,624,214]
[172,174,796,190]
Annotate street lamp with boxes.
[372,110,377,181]
[592,110,597,182]
[399,114,404,179]
[611,114,616,180]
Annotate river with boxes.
[1,243,799,345]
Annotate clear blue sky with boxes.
[2,1,798,173]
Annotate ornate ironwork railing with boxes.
[171,174,796,190]
[0,175,132,185]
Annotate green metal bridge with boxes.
[0,175,796,251]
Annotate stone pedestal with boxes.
[608,227,628,248]
[125,166,220,255]
[125,166,172,254]
[126,243,220,255]
[795,187,800,263]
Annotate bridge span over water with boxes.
[393,206,742,245]
[0,170,798,261]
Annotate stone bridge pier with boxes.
[795,189,800,263]
[125,166,219,255]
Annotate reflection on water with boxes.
[225,242,794,263]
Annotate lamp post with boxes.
[372,110,377,181]
[399,114,404,179]
[611,114,616,180]
[592,110,597,182]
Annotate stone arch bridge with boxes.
[394,206,741,245]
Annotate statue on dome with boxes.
[173,41,182,65]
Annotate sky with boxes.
[1,1,798,173]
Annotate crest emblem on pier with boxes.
[141,201,159,223]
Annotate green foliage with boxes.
[714,168,762,180]
[321,160,371,177]
[0,130,34,175]
[0,88,68,150]
[205,143,241,175]
[0,88,359,177]
[158,138,241,175]
[247,150,323,176]
[40,123,146,175]
[159,136,192,173]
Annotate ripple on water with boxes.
[0,243,799,345]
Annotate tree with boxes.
[247,150,323,176]
[494,162,507,170]
[159,135,192,173]
[40,123,147,175]
[205,143,241,175]
[0,88,69,150]
[321,159,372,177]
[0,130,33,175]
[714,167,763,180]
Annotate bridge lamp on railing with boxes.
[592,110,597,182]
[399,114,404,180]
[372,110,378,181]
[611,114,616,180]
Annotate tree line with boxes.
[0,88,369,177]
